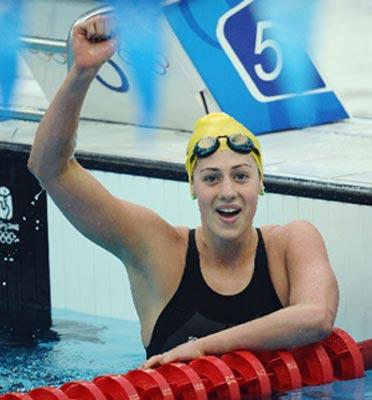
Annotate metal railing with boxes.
[18,5,113,68]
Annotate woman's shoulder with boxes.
[258,220,322,247]
[259,221,327,284]
[174,226,191,239]
[259,220,320,233]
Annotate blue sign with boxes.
[105,0,164,126]
[163,0,348,134]
[0,0,23,115]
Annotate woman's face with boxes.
[192,149,263,241]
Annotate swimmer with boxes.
[28,15,339,368]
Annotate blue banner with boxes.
[163,0,348,134]
[0,0,23,115]
[105,0,164,126]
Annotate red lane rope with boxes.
[1,328,372,400]
[359,339,372,370]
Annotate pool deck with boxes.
[0,116,371,198]
[1,0,370,203]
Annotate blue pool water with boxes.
[0,309,145,394]
[275,371,372,399]
[1,309,372,399]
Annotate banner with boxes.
[163,0,348,134]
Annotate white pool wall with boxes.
[47,170,372,343]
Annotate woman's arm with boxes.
[28,16,180,266]
[144,220,339,366]
[28,16,117,181]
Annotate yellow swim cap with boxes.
[185,112,263,182]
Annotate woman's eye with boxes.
[234,173,249,182]
[203,175,219,184]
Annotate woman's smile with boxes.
[215,204,243,225]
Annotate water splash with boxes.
[34,190,44,202]
[0,0,24,118]
[30,189,45,206]
[254,0,321,127]
[105,0,164,128]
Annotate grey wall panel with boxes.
[48,170,372,341]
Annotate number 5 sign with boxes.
[163,0,348,134]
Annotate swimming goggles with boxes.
[192,134,260,159]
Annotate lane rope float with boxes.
[1,328,372,400]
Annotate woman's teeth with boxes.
[217,208,240,216]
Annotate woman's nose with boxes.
[219,177,237,201]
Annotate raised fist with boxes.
[72,15,118,72]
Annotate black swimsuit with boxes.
[146,228,283,358]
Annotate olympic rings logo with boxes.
[0,230,19,245]
[25,46,170,94]
[96,47,170,93]
[28,49,67,65]
[117,48,170,76]
[96,59,130,93]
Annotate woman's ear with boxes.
[190,182,197,200]
[259,180,265,196]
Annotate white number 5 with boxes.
[254,21,283,82]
